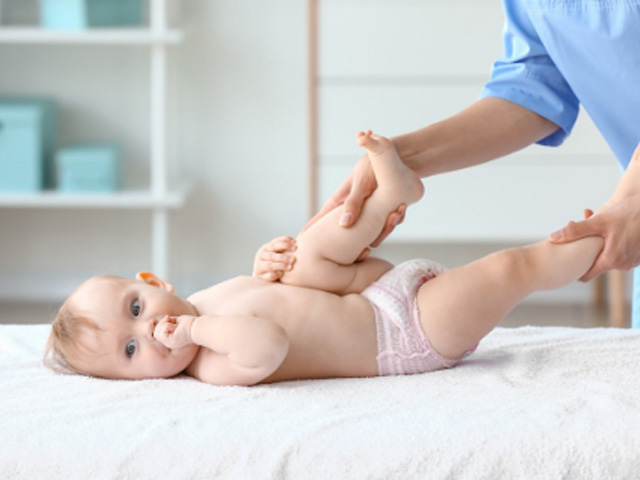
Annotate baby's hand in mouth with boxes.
[153,315,197,350]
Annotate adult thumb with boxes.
[548,217,602,244]
[340,191,366,228]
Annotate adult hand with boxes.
[549,195,640,281]
[302,154,407,260]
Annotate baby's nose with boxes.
[148,318,162,338]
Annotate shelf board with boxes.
[0,188,188,209]
[0,27,183,45]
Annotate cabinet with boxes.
[0,0,186,300]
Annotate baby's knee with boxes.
[484,247,533,287]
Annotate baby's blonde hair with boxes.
[43,275,117,375]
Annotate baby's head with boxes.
[45,272,200,380]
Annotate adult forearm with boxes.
[392,97,559,178]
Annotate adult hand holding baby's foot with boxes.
[154,315,197,350]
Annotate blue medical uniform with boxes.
[479,0,640,327]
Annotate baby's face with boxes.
[71,275,200,380]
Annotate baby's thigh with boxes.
[281,253,391,295]
[415,269,489,360]
[280,249,356,294]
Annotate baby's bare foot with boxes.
[356,130,424,205]
[357,129,392,154]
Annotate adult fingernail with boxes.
[339,212,352,226]
[549,230,563,241]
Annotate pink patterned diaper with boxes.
[361,259,471,376]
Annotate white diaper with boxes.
[361,259,472,376]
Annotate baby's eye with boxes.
[126,339,137,357]
[131,299,141,317]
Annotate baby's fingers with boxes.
[258,271,284,282]
[269,236,297,253]
[254,236,297,281]
[154,326,171,346]
[259,252,295,269]
[154,317,176,341]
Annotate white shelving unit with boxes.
[0,188,186,209]
[0,0,186,285]
[0,26,182,44]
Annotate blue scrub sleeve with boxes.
[479,0,580,147]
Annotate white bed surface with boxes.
[1,324,639,479]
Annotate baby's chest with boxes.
[196,282,287,319]
[194,278,355,327]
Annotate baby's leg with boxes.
[416,236,604,360]
[303,131,424,265]
[282,131,424,294]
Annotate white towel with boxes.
[1,324,639,479]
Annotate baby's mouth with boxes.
[154,336,171,355]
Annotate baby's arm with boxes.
[155,314,289,386]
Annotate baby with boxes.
[46,130,619,385]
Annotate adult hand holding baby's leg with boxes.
[154,315,197,350]
[549,141,640,281]
[302,153,406,260]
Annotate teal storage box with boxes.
[41,0,144,30]
[56,145,121,192]
[0,98,57,192]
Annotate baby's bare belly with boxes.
[189,276,379,381]
[265,286,379,382]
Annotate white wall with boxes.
[170,0,309,294]
[313,0,624,304]
[0,0,627,306]
[0,0,309,300]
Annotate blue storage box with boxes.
[56,144,121,193]
[41,0,144,30]
[0,98,57,192]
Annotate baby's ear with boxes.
[136,272,175,293]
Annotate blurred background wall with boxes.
[0,0,624,324]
